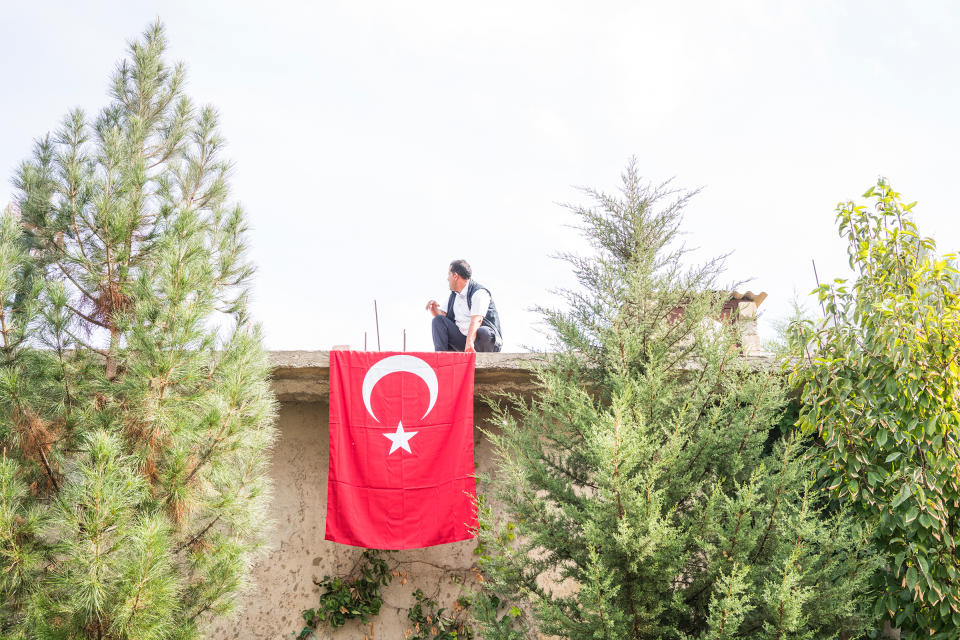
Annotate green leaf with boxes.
[877,429,889,447]
[926,414,938,436]
[885,451,902,463]
[892,484,911,508]
[906,566,919,590]
[905,504,919,524]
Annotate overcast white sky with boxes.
[2,1,959,352]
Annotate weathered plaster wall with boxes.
[208,352,521,640]
[207,345,774,639]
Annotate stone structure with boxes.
[208,351,541,640]
[209,293,768,639]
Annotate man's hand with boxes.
[464,342,476,353]
[425,300,444,317]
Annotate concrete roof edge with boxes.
[268,350,543,373]
[267,351,776,403]
[269,351,544,403]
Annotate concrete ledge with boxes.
[269,351,543,402]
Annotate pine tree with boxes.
[473,162,879,639]
[0,23,277,639]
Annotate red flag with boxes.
[325,350,478,549]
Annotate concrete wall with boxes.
[207,342,773,639]
[207,352,532,640]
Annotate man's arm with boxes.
[464,288,491,352]
[464,315,483,353]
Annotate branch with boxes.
[65,302,110,330]
[165,408,236,504]
[55,260,97,304]
[61,326,110,359]
[37,446,60,492]
[175,515,221,553]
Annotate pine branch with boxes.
[166,407,236,504]
[37,446,60,492]
[64,302,110,330]
[175,515,221,554]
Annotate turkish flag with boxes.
[325,350,478,549]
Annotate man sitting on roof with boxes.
[425,259,503,353]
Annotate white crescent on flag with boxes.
[361,355,439,423]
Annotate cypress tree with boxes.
[473,162,879,639]
[0,22,276,639]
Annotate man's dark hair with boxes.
[450,259,472,280]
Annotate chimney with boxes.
[723,291,767,357]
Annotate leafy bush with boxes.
[298,550,391,636]
[794,179,960,637]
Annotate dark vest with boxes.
[446,280,502,340]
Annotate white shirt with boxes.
[447,281,491,336]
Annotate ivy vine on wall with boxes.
[293,550,480,640]
[296,550,391,637]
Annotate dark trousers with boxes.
[432,315,501,352]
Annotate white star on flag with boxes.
[383,421,418,455]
